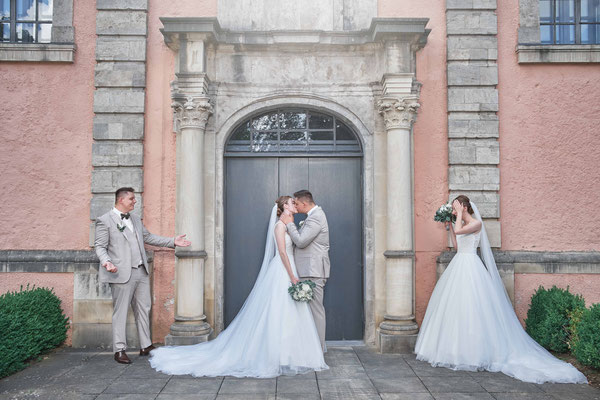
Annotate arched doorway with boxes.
[224,108,364,341]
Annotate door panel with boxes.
[224,157,363,340]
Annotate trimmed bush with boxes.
[571,303,600,369]
[0,285,69,378]
[525,285,585,353]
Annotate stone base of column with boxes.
[164,320,212,346]
[377,315,419,353]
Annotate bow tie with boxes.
[120,213,130,220]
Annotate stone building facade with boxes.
[1,0,599,352]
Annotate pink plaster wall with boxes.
[0,0,96,250]
[379,0,449,324]
[0,273,74,345]
[514,273,600,325]
[145,0,217,341]
[497,0,600,251]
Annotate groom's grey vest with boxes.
[287,207,330,279]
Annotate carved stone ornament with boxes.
[377,96,420,131]
[172,96,214,131]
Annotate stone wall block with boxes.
[93,88,145,113]
[448,87,498,112]
[93,114,144,140]
[447,0,497,9]
[448,36,498,60]
[96,37,146,61]
[449,190,500,218]
[448,112,499,138]
[91,168,143,193]
[91,194,142,220]
[449,138,499,165]
[96,11,147,36]
[446,10,498,35]
[447,62,498,86]
[97,0,148,10]
[449,166,500,190]
[95,62,146,87]
[92,141,144,167]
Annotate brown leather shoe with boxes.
[114,351,132,364]
[139,344,155,356]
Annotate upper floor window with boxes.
[0,0,53,43]
[540,0,600,43]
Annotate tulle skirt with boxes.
[415,252,587,384]
[149,255,328,378]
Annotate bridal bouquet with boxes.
[288,280,316,302]
[434,202,456,230]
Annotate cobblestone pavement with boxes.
[1,346,599,400]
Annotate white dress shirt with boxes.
[113,208,134,232]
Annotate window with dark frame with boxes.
[540,0,600,44]
[0,0,53,43]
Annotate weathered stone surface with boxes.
[74,272,112,300]
[446,10,498,35]
[448,87,498,112]
[449,166,499,191]
[447,62,498,86]
[92,141,144,167]
[97,0,148,10]
[449,139,499,165]
[91,167,143,193]
[93,114,144,140]
[96,11,147,36]
[447,36,498,60]
[93,88,145,113]
[96,36,146,61]
[90,194,142,220]
[95,62,146,87]
[517,44,600,63]
[448,112,499,138]
[447,0,497,9]
[0,43,75,62]
[449,190,500,218]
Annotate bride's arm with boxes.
[446,222,458,249]
[275,223,299,285]
[452,202,482,235]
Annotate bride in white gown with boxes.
[149,196,328,378]
[415,195,587,384]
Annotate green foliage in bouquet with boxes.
[570,303,600,369]
[0,285,69,378]
[525,285,585,353]
[288,280,316,302]
[434,203,456,224]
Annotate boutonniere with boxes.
[299,220,305,228]
[117,223,126,232]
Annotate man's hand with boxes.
[103,261,118,273]
[280,213,294,225]
[175,234,191,247]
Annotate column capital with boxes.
[172,96,213,131]
[377,96,420,131]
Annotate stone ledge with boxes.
[0,43,75,62]
[517,44,600,63]
[0,250,154,273]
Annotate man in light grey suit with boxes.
[95,187,191,364]
[281,189,330,352]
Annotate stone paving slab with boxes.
[1,346,599,400]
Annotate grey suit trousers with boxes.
[305,277,327,352]
[109,266,152,352]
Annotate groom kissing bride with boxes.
[150,190,331,378]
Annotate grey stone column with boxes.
[377,89,420,353]
[165,93,214,345]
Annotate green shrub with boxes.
[571,303,600,369]
[525,285,585,353]
[0,285,69,378]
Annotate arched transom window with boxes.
[225,109,362,155]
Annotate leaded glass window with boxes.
[226,109,362,156]
[540,0,600,44]
[1,0,53,43]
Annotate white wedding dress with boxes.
[149,206,328,378]
[415,202,587,384]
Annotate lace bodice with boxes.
[275,221,294,257]
[456,231,481,254]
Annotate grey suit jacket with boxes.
[94,211,175,284]
[286,207,330,279]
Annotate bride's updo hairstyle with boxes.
[276,195,292,217]
[453,195,474,215]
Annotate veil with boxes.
[254,204,278,283]
[470,201,513,305]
